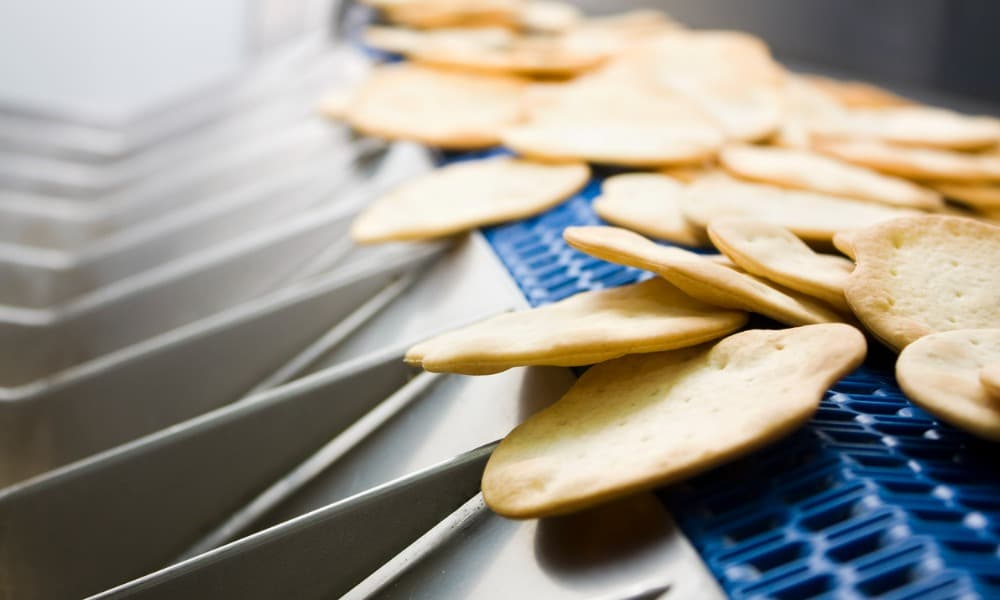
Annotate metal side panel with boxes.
[0,34,342,162]
[88,446,495,600]
[0,119,352,245]
[0,52,357,196]
[0,144,371,308]
[0,203,363,387]
[0,243,444,487]
[0,350,574,599]
[0,350,423,599]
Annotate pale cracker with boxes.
[814,139,1000,182]
[797,74,913,108]
[644,30,785,90]
[410,32,609,78]
[362,25,512,55]
[982,362,1000,400]
[483,324,867,518]
[807,106,1000,151]
[317,89,355,120]
[593,173,708,247]
[559,10,679,57]
[678,175,919,244]
[504,80,724,167]
[719,145,943,211]
[374,0,523,29]
[564,226,846,326]
[930,182,1000,212]
[405,278,747,375]
[502,122,723,168]
[708,218,853,312]
[641,31,785,142]
[774,76,846,149]
[352,156,587,243]
[517,1,582,33]
[896,329,1000,441]
[342,64,527,150]
[835,215,1000,351]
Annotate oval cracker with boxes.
[564,226,846,326]
[897,329,1000,441]
[352,157,588,243]
[406,278,748,374]
[483,324,867,518]
[837,215,1000,351]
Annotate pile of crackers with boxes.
[324,0,1000,519]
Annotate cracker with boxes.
[708,218,854,312]
[797,74,914,108]
[352,156,587,243]
[503,122,723,168]
[363,25,512,55]
[642,31,785,142]
[808,106,1000,151]
[645,30,785,89]
[405,278,747,375]
[411,32,609,77]
[931,182,1000,212]
[982,362,1000,400]
[317,89,355,120]
[719,145,943,211]
[774,76,846,149]
[896,329,1000,441]
[835,215,1000,351]
[483,324,867,518]
[340,64,527,149]
[678,175,919,244]
[373,0,523,29]
[564,226,846,326]
[593,173,708,247]
[560,10,679,56]
[518,0,582,33]
[815,139,1000,182]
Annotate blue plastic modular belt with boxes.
[473,164,1000,600]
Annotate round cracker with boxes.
[640,31,785,142]
[503,122,723,167]
[679,175,920,243]
[363,25,512,55]
[518,0,582,33]
[411,34,609,77]
[405,277,747,375]
[504,80,724,166]
[708,218,853,312]
[836,215,1000,351]
[797,74,914,109]
[896,329,1000,441]
[352,156,588,243]
[814,139,1000,182]
[807,106,1000,151]
[719,145,943,211]
[559,10,679,57]
[982,362,1000,400]
[374,0,523,29]
[564,226,846,326]
[931,182,1000,212]
[343,64,527,149]
[593,173,708,247]
[645,30,785,89]
[483,324,867,518]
